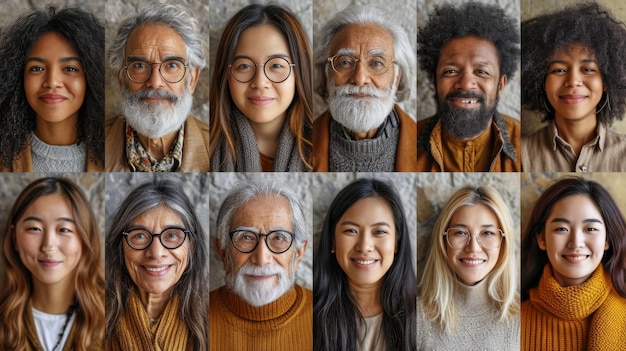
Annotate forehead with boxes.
[230,195,293,229]
[438,36,500,68]
[328,23,394,55]
[125,23,187,58]
[450,203,498,224]
[551,42,598,61]
[28,32,77,56]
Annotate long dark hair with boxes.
[521,177,626,301]
[0,6,104,169]
[314,178,416,351]
[209,3,313,170]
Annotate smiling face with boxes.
[227,24,296,132]
[435,36,506,139]
[24,32,86,129]
[539,194,608,287]
[334,196,397,289]
[544,43,604,126]
[14,193,82,290]
[123,205,190,298]
[445,203,501,285]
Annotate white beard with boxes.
[226,259,296,307]
[327,75,397,132]
[121,83,193,138]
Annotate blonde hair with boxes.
[419,185,519,333]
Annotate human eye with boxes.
[549,66,567,74]
[342,227,359,236]
[130,61,148,70]
[58,227,74,234]
[373,229,389,236]
[335,55,355,68]
[441,68,458,77]
[26,65,44,73]
[450,228,469,237]
[475,69,491,77]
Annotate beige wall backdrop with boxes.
[416,0,521,121]
[521,0,626,136]
[416,173,521,284]
[0,173,105,285]
[105,0,210,123]
[314,0,418,121]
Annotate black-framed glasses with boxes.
[444,227,505,251]
[327,54,395,76]
[229,229,294,254]
[124,58,188,84]
[229,56,296,83]
[122,226,190,250]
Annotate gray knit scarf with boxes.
[210,109,307,172]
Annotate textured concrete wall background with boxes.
[417,0,521,121]
[313,0,418,121]
[209,172,314,290]
[0,173,105,284]
[416,173,521,284]
[521,0,626,135]
[105,0,210,123]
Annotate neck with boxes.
[32,279,75,314]
[35,116,78,146]
[137,130,178,161]
[249,115,286,158]
[347,127,379,141]
[138,289,173,320]
[554,116,597,155]
[348,280,383,317]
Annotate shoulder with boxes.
[186,115,210,132]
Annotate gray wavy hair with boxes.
[314,5,415,102]
[108,0,207,79]
[216,181,308,252]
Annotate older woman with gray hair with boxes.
[105,179,209,350]
[105,0,210,172]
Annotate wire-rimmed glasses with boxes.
[229,56,296,83]
[444,227,504,251]
[122,226,189,250]
[229,229,294,254]
[124,58,188,84]
[327,54,395,76]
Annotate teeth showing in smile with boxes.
[455,99,477,104]
[145,266,168,272]
[461,259,485,265]
[354,259,376,265]
[565,255,589,262]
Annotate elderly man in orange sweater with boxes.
[210,181,312,350]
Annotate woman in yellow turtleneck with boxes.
[521,177,626,351]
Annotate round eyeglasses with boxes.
[123,226,190,250]
[229,229,294,254]
[327,54,395,76]
[444,227,504,251]
[229,56,296,83]
[124,59,188,84]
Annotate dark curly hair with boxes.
[521,2,626,125]
[0,6,104,169]
[417,1,520,81]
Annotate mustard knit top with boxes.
[209,284,312,350]
[521,265,626,351]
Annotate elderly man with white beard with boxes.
[104,1,210,171]
[312,5,417,172]
[210,181,312,350]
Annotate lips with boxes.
[351,257,379,269]
[459,258,486,266]
[563,254,590,262]
[142,265,172,275]
[446,94,483,109]
[39,259,62,268]
[559,94,588,104]
[39,94,67,104]
[248,96,274,106]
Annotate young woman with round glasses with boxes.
[209,3,313,171]
[418,185,520,350]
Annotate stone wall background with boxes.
[416,173,521,284]
[105,0,210,123]
[0,173,105,284]
[521,0,626,135]
[417,0,521,121]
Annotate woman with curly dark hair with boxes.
[0,6,104,172]
[521,2,626,171]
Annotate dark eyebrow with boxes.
[22,215,75,224]
[548,59,598,66]
[339,220,391,227]
[26,56,81,64]
[448,223,496,229]
[550,217,603,225]
[232,54,291,62]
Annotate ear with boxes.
[605,239,609,251]
[291,239,308,271]
[497,74,508,96]
[537,233,546,250]
[214,238,229,270]
[187,66,200,93]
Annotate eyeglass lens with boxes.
[230,57,293,83]
[330,54,391,75]
[445,228,503,250]
[124,227,187,250]
[231,230,294,253]
[126,59,187,84]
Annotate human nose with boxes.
[145,235,168,258]
[145,64,167,89]
[464,234,482,253]
[568,228,586,249]
[350,60,372,86]
[250,64,270,88]
[565,70,582,87]
[454,71,477,91]
[40,229,57,253]
[43,68,63,89]
[249,236,273,265]
[355,233,373,252]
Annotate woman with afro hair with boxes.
[0,6,104,172]
[521,2,626,171]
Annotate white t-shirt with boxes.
[32,307,75,351]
